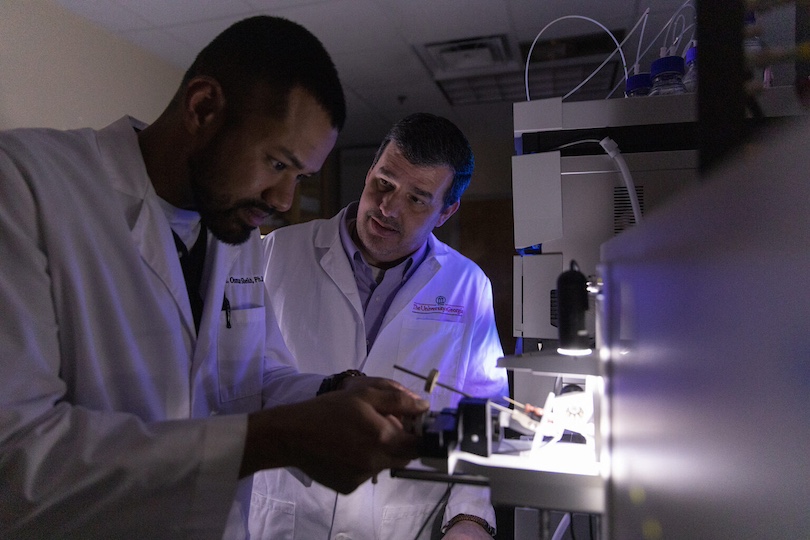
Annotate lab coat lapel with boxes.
[315,211,365,321]
[130,197,197,336]
[381,234,443,327]
[97,116,196,336]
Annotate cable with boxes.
[570,513,578,540]
[554,139,603,151]
[412,483,452,540]
[607,0,695,98]
[603,9,650,99]
[563,9,650,101]
[663,2,696,55]
[524,15,629,101]
[599,137,642,225]
[635,10,650,70]
[553,137,642,226]
[551,512,572,540]
[326,492,339,540]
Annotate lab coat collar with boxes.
[312,206,446,335]
[96,116,151,199]
[313,204,449,273]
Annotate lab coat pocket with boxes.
[248,494,295,540]
[218,306,264,402]
[380,503,441,540]
[396,319,464,405]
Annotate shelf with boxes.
[414,440,605,514]
[498,349,601,377]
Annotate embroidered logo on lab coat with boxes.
[412,296,464,317]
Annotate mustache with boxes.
[367,210,400,232]
[232,199,275,217]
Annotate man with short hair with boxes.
[0,16,426,539]
[251,113,509,539]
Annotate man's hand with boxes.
[240,379,429,493]
[337,375,427,431]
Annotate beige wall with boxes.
[0,0,182,130]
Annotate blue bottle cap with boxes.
[625,73,651,95]
[650,55,685,78]
[685,46,697,64]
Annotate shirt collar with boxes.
[339,201,429,281]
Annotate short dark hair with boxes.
[372,113,474,208]
[182,16,346,130]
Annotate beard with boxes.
[187,138,274,246]
[198,197,274,245]
[355,209,404,266]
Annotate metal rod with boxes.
[504,396,545,416]
[390,467,490,486]
[393,364,471,398]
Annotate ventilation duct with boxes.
[417,35,522,80]
[416,31,624,105]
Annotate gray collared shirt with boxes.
[339,202,428,352]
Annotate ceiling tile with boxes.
[52,0,151,32]
[111,0,255,27]
[332,43,429,89]
[270,0,402,55]
[376,0,512,45]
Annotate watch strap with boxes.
[441,513,495,537]
[316,369,366,396]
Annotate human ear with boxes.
[182,76,225,135]
[435,200,460,228]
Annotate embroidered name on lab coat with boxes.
[226,275,264,284]
[412,296,464,317]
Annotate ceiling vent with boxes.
[417,35,522,80]
[417,31,625,105]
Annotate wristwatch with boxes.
[316,369,366,396]
[441,513,496,537]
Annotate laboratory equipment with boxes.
[599,113,810,539]
[648,55,687,95]
[624,72,651,97]
[392,357,605,515]
[683,44,698,92]
[555,260,592,356]
[506,85,804,538]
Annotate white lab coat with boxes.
[250,206,509,540]
[0,117,320,539]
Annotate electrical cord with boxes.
[553,139,603,151]
[599,137,643,225]
[551,512,572,540]
[412,483,453,540]
[551,137,642,226]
